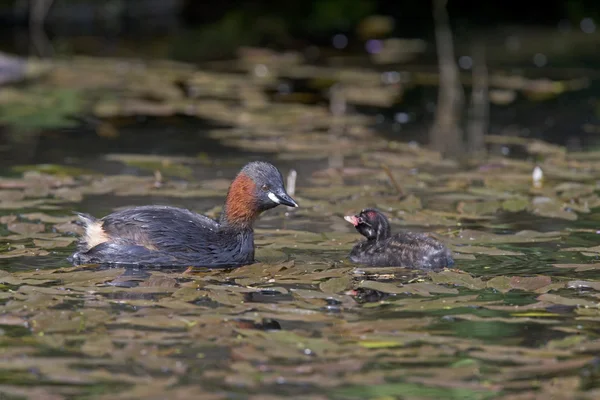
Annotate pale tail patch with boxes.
[77,213,109,249]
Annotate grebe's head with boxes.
[223,161,298,226]
[242,161,298,210]
[344,208,391,240]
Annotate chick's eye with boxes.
[261,184,270,192]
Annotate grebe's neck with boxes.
[371,216,392,241]
[220,172,259,228]
[376,220,392,240]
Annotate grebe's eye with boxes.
[261,184,270,192]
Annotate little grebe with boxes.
[70,161,298,267]
[344,208,453,270]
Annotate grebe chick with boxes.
[344,208,453,271]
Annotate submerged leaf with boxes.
[0,248,50,258]
[429,270,486,290]
[319,275,353,294]
[509,276,553,291]
[502,197,529,212]
[7,222,45,235]
[537,294,597,308]
[358,280,407,294]
[552,263,600,272]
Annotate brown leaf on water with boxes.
[5,232,63,241]
[531,197,578,221]
[554,181,595,198]
[33,237,77,248]
[53,222,84,234]
[18,285,76,295]
[486,276,512,293]
[402,282,460,295]
[429,270,486,290]
[0,386,69,400]
[0,191,26,204]
[493,357,595,382]
[545,335,587,350]
[25,268,125,287]
[359,280,459,296]
[389,295,484,312]
[110,313,195,330]
[457,200,501,216]
[0,314,28,327]
[30,309,111,334]
[207,288,248,307]
[138,276,179,288]
[226,260,294,280]
[358,280,407,295]
[80,335,115,357]
[291,288,350,304]
[0,248,50,258]
[537,294,597,308]
[21,213,76,224]
[559,245,600,254]
[254,248,289,264]
[0,199,57,210]
[534,282,566,294]
[552,263,600,272]
[484,300,554,312]
[236,329,342,358]
[450,313,559,325]
[502,197,530,212]
[319,275,353,294]
[467,347,562,365]
[341,317,433,334]
[453,253,476,260]
[509,276,553,291]
[7,222,45,235]
[171,287,202,301]
[3,292,62,313]
[0,214,17,224]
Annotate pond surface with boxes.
[1,25,600,400]
[2,133,600,399]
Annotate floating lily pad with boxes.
[429,270,486,290]
[319,275,353,294]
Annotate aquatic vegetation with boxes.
[0,46,599,399]
[0,130,600,398]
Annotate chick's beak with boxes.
[344,215,360,226]
[269,191,299,208]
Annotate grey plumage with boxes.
[69,161,296,268]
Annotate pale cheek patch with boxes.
[267,192,281,204]
[84,222,109,249]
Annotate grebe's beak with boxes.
[344,215,360,226]
[268,191,299,208]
